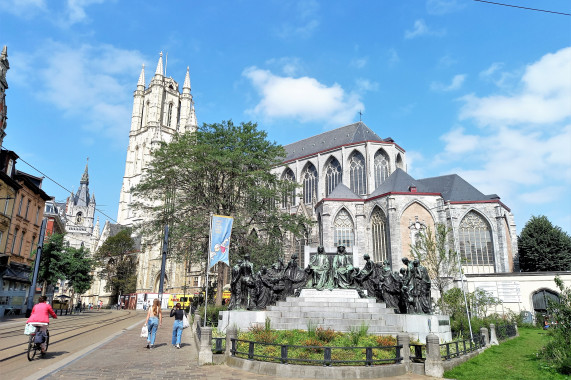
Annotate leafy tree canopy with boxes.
[131,121,310,270]
[94,228,137,301]
[518,215,571,272]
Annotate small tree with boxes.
[410,224,460,311]
[542,276,571,375]
[94,228,137,304]
[35,233,67,295]
[64,245,94,296]
[518,215,571,272]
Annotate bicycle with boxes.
[27,326,50,361]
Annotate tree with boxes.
[64,245,94,295]
[35,233,68,295]
[94,228,137,304]
[131,121,310,304]
[518,215,571,272]
[543,276,571,374]
[410,223,460,311]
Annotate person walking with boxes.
[169,302,184,348]
[144,299,162,348]
[26,296,57,354]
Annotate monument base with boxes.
[219,289,452,343]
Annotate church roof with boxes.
[369,168,419,196]
[416,174,494,202]
[327,183,361,200]
[283,122,384,162]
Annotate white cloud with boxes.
[64,0,107,25]
[440,127,480,154]
[350,57,368,69]
[243,67,363,125]
[426,0,466,15]
[276,0,320,39]
[405,19,445,39]
[14,41,146,144]
[431,74,466,91]
[0,0,46,18]
[355,78,379,92]
[460,47,571,126]
[387,49,400,66]
[480,62,503,78]
[265,57,303,76]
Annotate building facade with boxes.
[0,46,9,146]
[116,53,199,296]
[272,122,518,276]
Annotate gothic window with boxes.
[167,103,173,127]
[374,149,390,188]
[459,211,495,274]
[396,153,404,170]
[294,226,309,268]
[349,151,367,195]
[325,157,342,197]
[301,163,318,204]
[334,209,354,248]
[371,207,388,263]
[76,212,83,224]
[281,168,295,208]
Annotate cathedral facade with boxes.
[117,53,198,294]
[272,122,517,275]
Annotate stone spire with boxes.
[80,160,89,185]
[183,66,191,94]
[137,64,145,88]
[155,52,164,77]
[1,46,7,61]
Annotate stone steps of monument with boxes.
[270,321,402,334]
[274,301,386,309]
[287,297,382,305]
[266,306,393,314]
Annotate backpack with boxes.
[34,330,46,344]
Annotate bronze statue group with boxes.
[228,246,432,315]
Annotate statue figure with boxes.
[332,245,355,289]
[400,257,415,313]
[379,260,401,309]
[413,259,432,314]
[268,258,286,302]
[306,246,333,290]
[284,254,307,297]
[354,253,378,297]
[398,267,409,314]
[239,254,256,309]
[227,259,243,310]
[254,266,274,310]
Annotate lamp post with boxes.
[26,219,47,317]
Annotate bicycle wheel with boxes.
[27,335,37,361]
[42,331,50,356]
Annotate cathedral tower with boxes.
[64,162,96,249]
[117,53,197,226]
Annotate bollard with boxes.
[424,333,443,378]
[397,334,411,371]
[226,325,237,357]
[198,326,213,365]
[480,327,489,347]
[489,323,499,345]
[514,322,519,337]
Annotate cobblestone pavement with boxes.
[41,314,441,380]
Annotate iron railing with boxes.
[496,323,517,341]
[230,338,403,366]
[440,334,484,360]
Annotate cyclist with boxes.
[26,296,57,353]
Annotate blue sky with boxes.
[1,0,570,234]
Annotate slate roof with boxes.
[369,168,419,197]
[367,168,498,202]
[283,122,384,162]
[326,183,361,200]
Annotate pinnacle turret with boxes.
[80,161,89,184]
[183,66,191,94]
[155,52,164,77]
[137,64,145,88]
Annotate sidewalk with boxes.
[41,315,439,380]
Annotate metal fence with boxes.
[409,334,485,362]
[496,323,517,341]
[230,338,403,366]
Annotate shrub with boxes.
[541,276,571,375]
[315,327,337,343]
[374,335,397,347]
[301,338,324,353]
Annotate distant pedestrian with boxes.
[170,302,184,348]
[144,299,162,349]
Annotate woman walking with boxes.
[169,302,184,348]
[144,299,162,348]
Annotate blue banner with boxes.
[209,215,233,268]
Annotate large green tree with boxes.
[410,224,460,312]
[94,228,137,303]
[131,121,309,301]
[517,215,571,272]
[64,245,94,295]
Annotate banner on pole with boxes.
[209,215,233,268]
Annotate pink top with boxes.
[26,302,58,324]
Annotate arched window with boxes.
[334,209,354,248]
[154,274,168,293]
[167,103,173,127]
[349,151,367,195]
[281,169,295,208]
[302,163,318,205]
[374,149,390,188]
[459,211,495,274]
[325,157,342,197]
[76,212,83,224]
[371,207,388,263]
[396,153,404,170]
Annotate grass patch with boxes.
[443,328,568,380]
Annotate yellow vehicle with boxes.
[167,294,192,309]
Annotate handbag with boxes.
[182,314,190,329]
[24,323,36,335]
[140,325,148,338]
